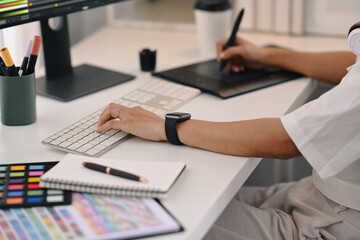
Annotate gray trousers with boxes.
[204,177,360,240]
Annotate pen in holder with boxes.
[0,69,36,125]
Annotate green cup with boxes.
[0,72,37,125]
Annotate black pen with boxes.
[0,56,9,76]
[82,162,148,183]
[18,40,33,76]
[219,8,245,71]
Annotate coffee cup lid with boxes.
[195,0,231,11]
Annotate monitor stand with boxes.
[37,16,134,102]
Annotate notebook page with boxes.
[40,154,186,192]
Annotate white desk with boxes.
[0,26,349,239]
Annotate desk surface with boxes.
[0,26,349,239]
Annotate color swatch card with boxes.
[0,162,72,208]
[0,193,182,240]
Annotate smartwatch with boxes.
[165,112,191,145]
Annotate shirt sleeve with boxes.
[281,61,360,179]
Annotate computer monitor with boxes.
[0,0,135,102]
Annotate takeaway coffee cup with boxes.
[194,0,232,57]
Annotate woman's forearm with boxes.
[263,48,356,85]
[176,118,301,159]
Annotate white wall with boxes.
[304,0,360,36]
[1,22,41,67]
[113,0,196,24]
[109,0,360,37]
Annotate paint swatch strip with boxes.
[0,161,72,208]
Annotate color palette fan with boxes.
[0,161,72,208]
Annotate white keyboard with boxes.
[42,78,201,157]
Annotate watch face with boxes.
[166,112,191,120]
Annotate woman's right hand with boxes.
[217,37,269,72]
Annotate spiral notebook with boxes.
[40,154,186,199]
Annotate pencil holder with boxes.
[0,71,36,125]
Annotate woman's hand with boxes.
[96,103,167,142]
[217,37,268,72]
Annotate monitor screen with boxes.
[0,0,121,29]
[0,0,135,102]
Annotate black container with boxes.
[140,49,156,72]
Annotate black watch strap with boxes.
[165,118,183,145]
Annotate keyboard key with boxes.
[77,139,89,145]
[85,148,101,156]
[77,144,94,153]
[88,132,101,138]
[50,135,58,140]
[68,142,83,150]
[82,128,94,135]
[56,136,66,142]
[122,100,131,106]
[179,94,192,100]
[159,100,169,105]
[129,102,139,107]
[138,97,148,103]
[89,139,102,145]
[68,128,82,135]
[68,125,76,130]
[88,118,98,124]
[50,140,62,145]
[81,122,91,127]
[64,126,74,132]
[72,134,84,140]
[55,132,64,137]
[43,138,52,143]
[101,139,117,147]
[108,129,119,135]
[77,131,89,137]
[62,133,73,139]
[83,135,97,142]
[61,129,70,134]
[109,131,128,141]
[102,131,116,138]
[93,144,107,151]
[67,137,79,143]
[77,124,88,129]
[163,105,173,110]
[97,135,109,141]
[59,141,72,148]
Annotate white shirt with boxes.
[281,59,360,211]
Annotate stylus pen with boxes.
[82,162,148,183]
[18,40,33,77]
[0,56,9,76]
[219,8,245,72]
[0,47,18,76]
[26,35,42,75]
